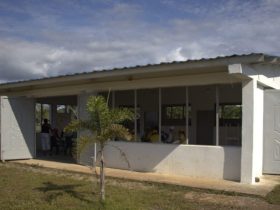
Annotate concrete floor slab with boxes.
[11,159,280,197]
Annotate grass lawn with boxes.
[266,184,280,205]
[0,162,279,210]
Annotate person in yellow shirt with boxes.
[178,130,186,144]
[147,127,159,143]
[150,129,159,143]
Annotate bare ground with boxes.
[185,191,279,210]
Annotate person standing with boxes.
[64,131,73,156]
[50,128,60,155]
[41,119,51,155]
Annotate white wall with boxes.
[253,85,264,177]
[247,64,280,89]
[1,96,35,160]
[102,141,241,181]
[241,80,264,183]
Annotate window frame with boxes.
[162,104,191,126]
[218,103,242,127]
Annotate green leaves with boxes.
[110,108,134,124]
[66,95,134,153]
[64,119,94,133]
[103,124,133,142]
[65,95,135,202]
[76,135,96,154]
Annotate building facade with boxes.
[0,53,280,184]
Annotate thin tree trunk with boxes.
[100,146,105,202]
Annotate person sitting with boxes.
[150,130,159,143]
[142,127,151,142]
[178,130,186,144]
[161,130,169,143]
[165,126,175,143]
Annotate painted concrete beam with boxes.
[1,72,241,98]
[228,64,280,89]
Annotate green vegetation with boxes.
[266,184,280,205]
[0,163,220,210]
[65,95,134,201]
[1,163,279,209]
[220,104,242,119]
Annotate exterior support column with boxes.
[159,88,162,142]
[78,92,97,120]
[40,104,43,125]
[185,87,189,144]
[215,86,219,145]
[77,91,97,165]
[241,79,264,183]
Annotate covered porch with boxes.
[1,54,276,184]
[78,84,242,181]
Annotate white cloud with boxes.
[158,47,186,62]
[0,0,279,82]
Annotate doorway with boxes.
[35,95,78,163]
[196,110,215,145]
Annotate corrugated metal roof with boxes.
[0,53,278,87]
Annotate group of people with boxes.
[143,127,186,144]
[41,119,74,156]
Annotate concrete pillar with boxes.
[78,92,92,120]
[241,79,264,183]
[77,91,97,165]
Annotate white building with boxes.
[0,53,280,184]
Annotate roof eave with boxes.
[0,53,268,91]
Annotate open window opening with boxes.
[98,83,241,147]
[218,84,242,146]
[161,87,188,144]
[35,95,78,162]
[189,85,216,145]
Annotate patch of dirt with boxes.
[185,191,278,209]
[1,162,95,181]
[107,178,155,190]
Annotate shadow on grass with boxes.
[35,181,95,204]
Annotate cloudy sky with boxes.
[0,0,279,82]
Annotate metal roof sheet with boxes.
[0,53,278,88]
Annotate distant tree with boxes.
[65,95,133,202]
[222,105,242,119]
[35,104,51,132]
